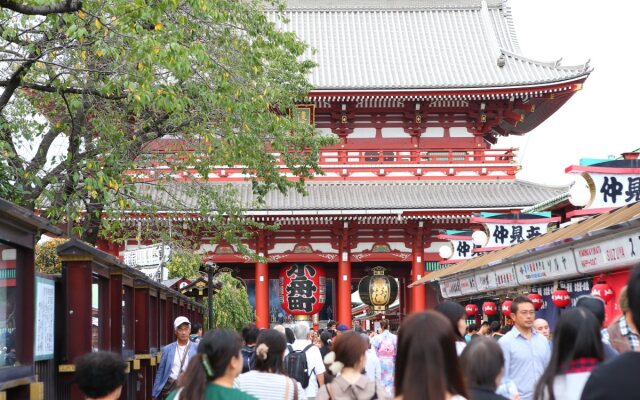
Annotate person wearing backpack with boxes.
[241,324,260,373]
[285,323,326,399]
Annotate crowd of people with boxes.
[73,267,640,400]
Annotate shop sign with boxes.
[440,278,461,299]
[475,270,497,291]
[459,274,478,295]
[574,230,640,274]
[584,173,640,210]
[483,222,550,249]
[494,266,518,288]
[515,250,579,284]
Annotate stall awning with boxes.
[409,201,640,287]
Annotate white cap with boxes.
[174,316,191,330]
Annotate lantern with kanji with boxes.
[551,289,571,308]
[358,266,398,312]
[501,300,513,316]
[279,263,326,318]
[465,304,478,316]
[527,293,543,310]
[591,282,614,303]
[482,301,497,316]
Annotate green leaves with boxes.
[212,272,253,331]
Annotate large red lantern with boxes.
[482,301,497,316]
[591,282,614,303]
[527,293,543,310]
[551,289,571,308]
[279,263,326,316]
[465,304,478,316]
[501,300,513,317]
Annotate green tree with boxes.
[165,249,201,279]
[212,272,253,331]
[34,238,67,274]
[0,0,336,248]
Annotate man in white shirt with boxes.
[289,323,325,399]
[152,316,198,399]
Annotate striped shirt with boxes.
[234,371,306,400]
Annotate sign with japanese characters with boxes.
[475,270,498,291]
[437,232,479,264]
[494,266,519,288]
[574,230,640,274]
[440,278,461,299]
[459,274,478,295]
[279,264,326,315]
[515,250,579,284]
[566,161,640,216]
[35,277,55,361]
[470,213,560,251]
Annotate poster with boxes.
[34,277,55,361]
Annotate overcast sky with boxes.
[497,0,639,185]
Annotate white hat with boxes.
[174,316,191,330]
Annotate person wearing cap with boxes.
[335,323,350,335]
[152,316,198,399]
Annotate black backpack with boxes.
[284,344,315,388]
[240,345,255,373]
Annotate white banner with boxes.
[515,250,579,284]
[475,270,497,291]
[459,274,478,295]
[494,266,518,288]
[35,277,55,361]
[124,244,171,267]
[440,278,461,298]
[484,223,549,249]
[587,173,640,210]
[574,229,640,274]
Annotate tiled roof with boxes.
[135,180,566,212]
[269,0,591,90]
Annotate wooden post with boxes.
[110,273,123,353]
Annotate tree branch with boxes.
[25,125,62,176]
[0,57,37,112]
[0,80,128,99]
[0,0,82,16]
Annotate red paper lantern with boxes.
[551,289,571,308]
[591,282,614,303]
[482,301,497,316]
[465,304,478,316]
[501,300,513,316]
[279,263,326,316]
[527,293,543,310]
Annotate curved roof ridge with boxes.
[501,48,592,72]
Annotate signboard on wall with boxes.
[574,230,640,274]
[35,277,55,361]
[515,250,579,284]
[459,274,478,295]
[475,270,497,291]
[494,266,518,288]
[440,278,461,299]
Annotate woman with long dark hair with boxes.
[533,307,604,400]
[234,329,304,400]
[395,311,468,400]
[435,301,468,355]
[169,329,255,400]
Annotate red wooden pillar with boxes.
[165,296,175,343]
[255,232,270,329]
[410,221,426,313]
[64,259,93,400]
[15,248,35,367]
[337,222,352,328]
[134,285,150,400]
[110,273,123,352]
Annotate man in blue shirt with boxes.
[499,296,551,400]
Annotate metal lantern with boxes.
[591,282,614,303]
[551,289,571,308]
[527,293,543,310]
[465,304,479,316]
[501,300,513,316]
[358,267,398,312]
[482,301,497,316]
[279,263,326,317]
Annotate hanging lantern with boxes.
[465,303,478,316]
[591,282,614,303]
[279,263,326,317]
[501,300,513,316]
[527,293,543,310]
[358,267,398,312]
[482,301,497,316]
[551,289,571,308]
